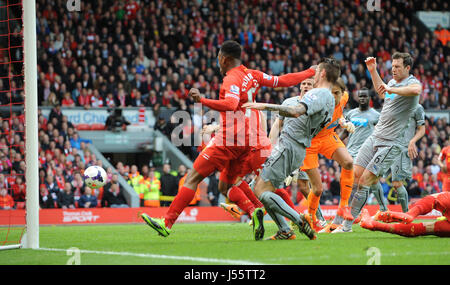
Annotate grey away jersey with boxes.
[371,75,421,143]
[279,88,335,148]
[400,104,425,148]
[345,107,380,157]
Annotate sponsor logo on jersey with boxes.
[351,117,369,127]
[263,73,272,81]
[385,92,397,100]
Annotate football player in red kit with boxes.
[141,40,315,237]
[360,192,450,237]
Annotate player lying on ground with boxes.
[243,57,341,241]
[334,52,423,233]
[359,192,450,237]
[140,40,315,237]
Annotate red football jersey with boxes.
[200,65,315,148]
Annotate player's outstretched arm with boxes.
[258,66,316,88]
[365,57,386,99]
[190,88,239,112]
[243,102,307,118]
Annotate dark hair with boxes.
[358,87,370,96]
[220,40,242,60]
[392,52,413,68]
[318,57,341,84]
[334,77,346,91]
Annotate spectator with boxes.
[103,183,128,208]
[140,168,161,207]
[45,174,60,202]
[127,164,143,198]
[0,188,14,210]
[160,163,179,206]
[57,182,75,209]
[12,176,26,203]
[78,187,98,208]
[39,184,55,209]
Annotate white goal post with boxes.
[23,0,39,249]
[0,0,39,251]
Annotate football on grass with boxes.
[83,166,107,189]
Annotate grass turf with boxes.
[1,221,449,265]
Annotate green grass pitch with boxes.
[1,221,449,265]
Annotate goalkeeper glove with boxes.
[339,118,355,133]
[284,169,300,186]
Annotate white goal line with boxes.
[36,247,269,265]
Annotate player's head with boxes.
[358,87,370,109]
[300,78,314,97]
[218,40,242,76]
[331,77,346,105]
[314,57,341,87]
[391,52,413,82]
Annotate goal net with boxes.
[0,0,38,250]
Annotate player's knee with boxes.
[341,159,353,170]
[184,169,204,189]
[218,181,229,196]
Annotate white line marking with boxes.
[36,247,268,265]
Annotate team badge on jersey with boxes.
[230,85,240,95]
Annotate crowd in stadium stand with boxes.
[0,0,449,210]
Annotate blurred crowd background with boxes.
[0,0,448,210]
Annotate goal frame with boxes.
[0,0,39,251]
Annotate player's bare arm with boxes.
[380,83,422,97]
[408,125,425,159]
[243,102,307,118]
[268,117,283,146]
[365,57,386,99]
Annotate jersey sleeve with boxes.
[200,76,240,111]
[254,68,315,88]
[406,76,422,86]
[414,104,425,126]
[300,90,326,116]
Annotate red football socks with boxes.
[407,195,435,219]
[164,186,196,229]
[372,220,427,237]
[238,181,264,209]
[275,188,296,210]
[228,186,255,216]
[433,220,450,237]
